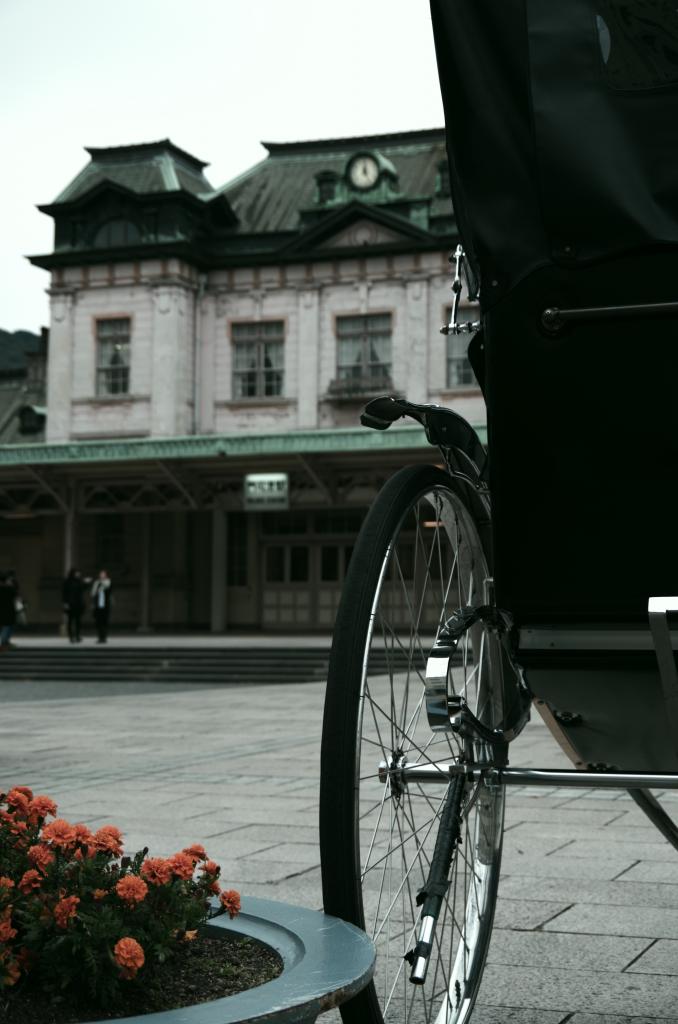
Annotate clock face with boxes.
[349,155,379,190]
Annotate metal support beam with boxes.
[25,465,68,512]
[156,461,198,509]
[295,455,334,504]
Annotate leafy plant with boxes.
[0,786,240,1008]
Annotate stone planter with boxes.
[82,897,375,1024]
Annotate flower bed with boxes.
[0,786,245,1014]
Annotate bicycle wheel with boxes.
[320,464,505,1024]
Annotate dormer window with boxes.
[316,171,339,205]
[436,160,451,197]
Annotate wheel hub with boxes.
[378,748,408,797]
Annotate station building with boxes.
[0,129,485,632]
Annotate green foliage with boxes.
[0,787,236,1009]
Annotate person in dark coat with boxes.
[62,568,90,643]
[0,571,19,650]
[91,570,113,643]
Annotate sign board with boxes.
[243,473,289,511]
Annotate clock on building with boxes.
[348,154,379,190]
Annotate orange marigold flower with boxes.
[209,880,220,894]
[113,937,145,979]
[0,877,14,891]
[54,895,79,929]
[93,888,108,901]
[27,795,57,823]
[91,825,123,857]
[201,859,220,877]
[115,876,148,905]
[219,889,241,919]
[28,844,55,874]
[0,918,17,942]
[140,857,172,886]
[18,869,42,894]
[42,819,76,849]
[182,843,207,863]
[5,791,30,819]
[72,823,93,847]
[167,852,194,880]
[183,929,198,942]
[11,786,33,800]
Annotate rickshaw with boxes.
[319,2,678,1022]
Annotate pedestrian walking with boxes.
[62,568,90,643]
[0,570,20,650]
[91,570,113,643]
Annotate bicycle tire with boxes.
[320,464,505,1024]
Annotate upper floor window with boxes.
[335,314,392,391]
[232,321,284,399]
[445,306,478,389]
[96,318,131,396]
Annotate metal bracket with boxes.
[649,597,678,758]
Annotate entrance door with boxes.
[261,543,312,627]
[260,541,355,630]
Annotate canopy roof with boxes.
[430,0,678,307]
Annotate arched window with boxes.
[93,219,141,248]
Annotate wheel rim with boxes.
[354,483,505,1024]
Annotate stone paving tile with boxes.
[471,1010,567,1024]
[502,805,628,826]
[562,838,676,861]
[622,860,678,884]
[544,903,678,940]
[246,842,321,866]
[486,928,649,971]
[477,964,678,1016]
[500,851,636,881]
[568,1016,678,1024]
[504,820,668,843]
[492,898,573,931]
[498,874,678,910]
[626,939,678,975]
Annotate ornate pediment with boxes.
[317,217,412,249]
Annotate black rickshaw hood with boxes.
[430,0,678,309]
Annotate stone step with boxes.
[0,646,412,684]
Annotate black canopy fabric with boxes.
[430,0,678,309]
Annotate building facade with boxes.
[0,129,485,632]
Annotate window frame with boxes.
[334,312,393,390]
[95,316,132,397]
[444,304,478,390]
[231,320,285,400]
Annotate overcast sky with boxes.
[0,0,445,333]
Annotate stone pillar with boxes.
[137,513,152,632]
[63,499,75,574]
[150,283,193,436]
[297,287,320,429]
[198,290,216,434]
[404,279,429,404]
[210,506,227,633]
[46,290,75,441]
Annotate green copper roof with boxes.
[221,128,451,235]
[53,141,214,204]
[0,424,487,468]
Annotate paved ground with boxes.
[2,663,678,1023]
